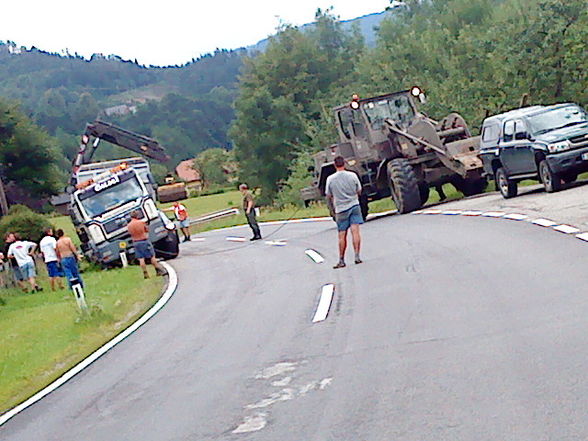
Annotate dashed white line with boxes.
[265,240,287,246]
[503,213,529,221]
[305,249,325,264]
[553,224,580,234]
[576,233,588,242]
[441,210,462,215]
[226,236,247,242]
[312,284,335,323]
[481,211,506,217]
[532,218,558,227]
[461,210,483,216]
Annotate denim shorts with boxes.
[46,261,64,278]
[134,240,155,259]
[335,204,364,231]
[19,261,36,279]
[178,219,190,229]
[12,265,25,282]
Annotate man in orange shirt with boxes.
[127,211,167,279]
[164,201,191,242]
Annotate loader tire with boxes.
[454,177,488,197]
[387,159,422,214]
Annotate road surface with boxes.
[3,214,588,440]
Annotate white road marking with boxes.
[319,377,333,390]
[255,362,298,380]
[190,237,206,242]
[245,388,295,409]
[462,210,483,216]
[576,233,588,242]
[441,210,462,215]
[312,284,335,323]
[532,218,558,227]
[232,413,268,434]
[226,236,247,242]
[305,249,325,264]
[0,262,178,427]
[271,376,292,387]
[412,210,424,215]
[265,240,287,246]
[553,224,580,234]
[503,213,529,221]
[422,209,443,215]
[481,211,506,217]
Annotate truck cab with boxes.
[70,161,179,265]
[479,103,588,198]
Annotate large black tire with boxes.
[539,160,562,193]
[419,184,430,205]
[359,193,369,221]
[387,158,422,214]
[154,230,180,260]
[496,167,518,199]
[454,177,488,197]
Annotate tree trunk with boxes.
[0,176,8,216]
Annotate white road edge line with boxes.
[553,224,580,234]
[503,213,529,221]
[305,249,325,264]
[532,218,559,227]
[312,284,335,323]
[576,233,588,242]
[0,262,179,427]
[481,211,506,217]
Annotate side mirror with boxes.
[514,131,528,141]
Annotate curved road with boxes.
[3,214,588,440]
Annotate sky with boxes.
[0,0,391,66]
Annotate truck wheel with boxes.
[455,177,488,197]
[387,159,422,214]
[154,230,180,260]
[359,193,369,221]
[496,168,517,199]
[539,160,562,193]
[419,184,430,205]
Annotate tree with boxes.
[192,148,232,189]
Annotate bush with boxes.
[0,205,53,246]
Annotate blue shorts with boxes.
[335,204,364,231]
[19,261,36,279]
[46,261,64,278]
[134,240,155,259]
[178,219,190,228]
[12,265,24,282]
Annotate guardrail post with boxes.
[119,251,128,268]
[70,277,88,312]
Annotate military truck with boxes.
[301,88,487,215]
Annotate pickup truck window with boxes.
[527,105,588,135]
[503,120,515,142]
[514,120,528,140]
[482,124,500,143]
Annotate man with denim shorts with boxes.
[3,232,27,291]
[7,233,42,292]
[165,201,191,242]
[40,228,64,291]
[326,156,364,269]
[127,211,167,279]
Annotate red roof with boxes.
[175,159,201,183]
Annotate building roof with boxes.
[175,159,201,183]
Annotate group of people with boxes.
[0,229,82,293]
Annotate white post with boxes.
[120,251,128,268]
[70,278,88,312]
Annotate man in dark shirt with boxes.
[239,184,261,241]
[127,211,166,279]
[2,232,26,291]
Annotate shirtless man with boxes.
[56,229,83,289]
[127,211,166,279]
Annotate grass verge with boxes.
[0,265,164,413]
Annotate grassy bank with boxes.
[0,266,164,413]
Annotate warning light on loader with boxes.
[350,94,360,110]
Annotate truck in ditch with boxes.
[301,88,487,215]
[67,121,180,265]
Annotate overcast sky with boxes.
[0,0,390,66]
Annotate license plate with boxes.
[582,153,588,161]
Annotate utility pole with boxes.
[0,176,8,216]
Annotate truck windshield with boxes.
[80,177,143,218]
[528,105,588,135]
[363,95,415,129]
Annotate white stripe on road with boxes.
[576,233,588,242]
[190,237,206,242]
[312,284,335,323]
[441,210,462,215]
[0,262,178,427]
[481,211,506,217]
[553,224,580,234]
[532,218,558,227]
[226,236,247,242]
[265,240,287,246]
[503,213,529,221]
[305,249,325,264]
[422,209,443,215]
[461,210,483,216]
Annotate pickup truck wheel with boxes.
[387,159,422,214]
[496,168,518,199]
[539,160,562,193]
[359,193,369,221]
[154,230,180,260]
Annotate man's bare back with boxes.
[56,236,77,259]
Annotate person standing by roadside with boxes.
[39,228,65,291]
[56,229,83,289]
[127,211,167,279]
[165,201,191,242]
[2,232,27,291]
[326,156,364,269]
[239,184,262,241]
[7,233,43,292]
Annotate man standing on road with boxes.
[326,156,363,269]
[239,184,262,241]
[40,228,64,291]
[56,229,83,289]
[2,232,27,291]
[165,201,191,242]
[7,233,43,292]
[127,211,167,279]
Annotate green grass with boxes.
[159,190,242,217]
[0,265,164,413]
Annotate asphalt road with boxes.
[3,214,588,440]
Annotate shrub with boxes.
[0,206,53,246]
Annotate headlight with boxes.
[547,140,571,153]
[88,224,106,244]
[143,199,158,220]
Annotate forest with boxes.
[0,0,586,209]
